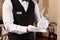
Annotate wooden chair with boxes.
[0,27,2,36]
[48,22,57,40]
[0,25,8,40]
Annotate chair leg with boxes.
[48,37,51,40]
[1,36,3,40]
[1,34,8,40]
[5,35,7,40]
[48,33,51,40]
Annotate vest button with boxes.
[26,15,27,16]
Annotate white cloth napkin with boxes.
[37,19,49,32]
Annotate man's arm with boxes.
[2,0,28,34]
[33,1,49,32]
[33,1,46,22]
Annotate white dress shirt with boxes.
[2,0,47,34]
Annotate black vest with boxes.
[11,0,35,26]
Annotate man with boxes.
[2,0,49,40]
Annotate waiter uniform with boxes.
[3,0,49,40]
[8,0,35,40]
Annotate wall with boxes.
[57,0,60,40]
[0,0,4,20]
[48,0,57,22]
[39,0,57,22]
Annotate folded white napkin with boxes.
[37,19,49,29]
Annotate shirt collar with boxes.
[19,0,22,2]
[19,0,30,2]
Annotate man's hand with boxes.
[27,25,36,32]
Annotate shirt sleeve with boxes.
[33,1,49,30]
[33,1,46,22]
[2,0,28,34]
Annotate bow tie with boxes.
[22,0,30,2]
